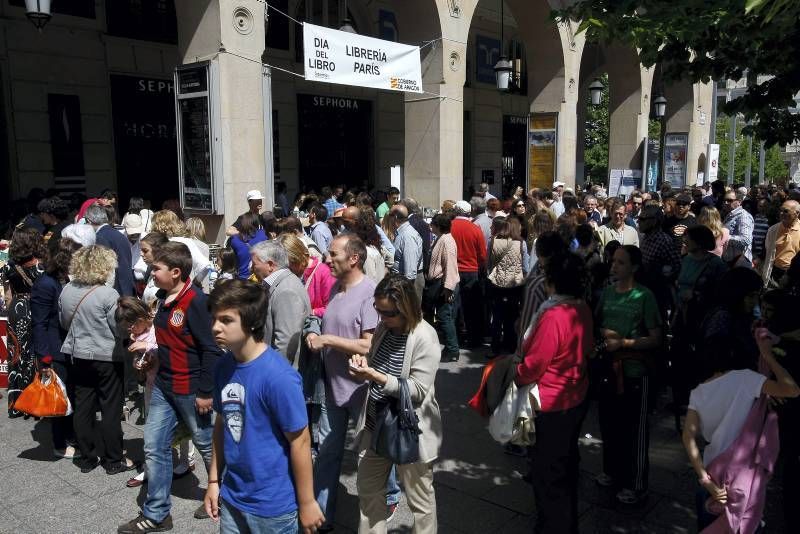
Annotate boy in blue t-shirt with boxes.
[204,279,324,533]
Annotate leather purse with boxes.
[370,378,421,464]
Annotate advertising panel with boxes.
[528,114,557,190]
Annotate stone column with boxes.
[607,48,653,173]
[174,0,268,243]
[688,81,714,185]
[403,2,469,208]
[555,20,585,189]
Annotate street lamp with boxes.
[24,0,51,31]
[654,95,667,118]
[339,0,356,33]
[588,78,604,105]
[494,57,513,92]
[494,0,513,92]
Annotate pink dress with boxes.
[303,256,336,317]
[131,325,158,411]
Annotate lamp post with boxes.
[588,78,604,106]
[654,94,667,189]
[24,0,51,31]
[493,0,513,92]
[339,0,356,33]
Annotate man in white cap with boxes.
[450,199,488,351]
[122,212,147,263]
[227,190,275,237]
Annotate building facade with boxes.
[0,0,713,242]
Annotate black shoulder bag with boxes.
[370,378,422,464]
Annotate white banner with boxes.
[303,23,422,93]
[707,143,720,182]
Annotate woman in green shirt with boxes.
[594,245,663,505]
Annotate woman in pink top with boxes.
[515,253,593,534]
[280,233,336,317]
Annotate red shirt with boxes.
[451,217,487,272]
[515,302,593,412]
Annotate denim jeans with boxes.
[142,384,214,522]
[219,498,298,534]
[314,396,400,527]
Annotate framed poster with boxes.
[528,113,557,190]
[663,133,689,189]
[175,63,220,213]
[475,35,501,85]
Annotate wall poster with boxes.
[528,113,557,190]
[663,132,689,189]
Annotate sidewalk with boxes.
[0,347,786,533]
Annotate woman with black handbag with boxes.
[348,274,441,534]
[424,213,459,362]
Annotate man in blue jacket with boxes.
[84,203,135,296]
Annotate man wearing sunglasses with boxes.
[762,201,800,288]
[722,190,754,266]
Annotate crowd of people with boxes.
[1,178,799,534]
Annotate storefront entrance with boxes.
[110,74,179,211]
[297,94,372,192]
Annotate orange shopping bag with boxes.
[13,371,71,418]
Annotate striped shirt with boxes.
[365,331,408,431]
[752,214,770,260]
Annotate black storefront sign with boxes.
[48,94,85,177]
[106,0,178,44]
[110,75,178,210]
[10,0,95,18]
[297,94,373,192]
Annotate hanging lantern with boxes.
[338,18,356,33]
[654,95,667,118]
[24,0,51,31]
[494,56,513,92]
[588,78,604,106]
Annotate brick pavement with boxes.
[0,347,786,533]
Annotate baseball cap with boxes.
[454,200,472,214]
[676,193,692,205]
[122,213,146,236]
[246,190,264,201]
[552,181,566,189]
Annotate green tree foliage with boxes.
[716,114,790,183]
[584,73,609,184]
[558,0,800,146]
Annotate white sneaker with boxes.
[54,445,81,460]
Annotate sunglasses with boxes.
[373,303,401,318]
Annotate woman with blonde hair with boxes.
[697,206,730,258]
[59,245,135,475]
[279,232,336,317]
[151,210,212,289]
[349,275,441,533]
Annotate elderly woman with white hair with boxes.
[59,245,135,475]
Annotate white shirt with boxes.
[688,369,766,465]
